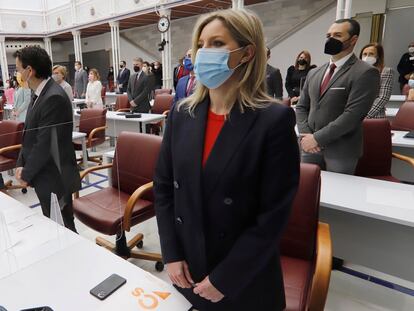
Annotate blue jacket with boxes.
[174,75,195,105]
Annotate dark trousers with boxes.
[34,185,77,233]
[301,150,359,175]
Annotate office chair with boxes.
[391,101,414,131]
[154,88,172,96]
[114,94,131,112]
[149,93,173,135]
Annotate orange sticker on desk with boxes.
[132,287,171,310]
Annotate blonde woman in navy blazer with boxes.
[154,9,300,311]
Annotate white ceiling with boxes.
[0,0,71,11]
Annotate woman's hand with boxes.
[194,276,224,303]
[166,260,194,288]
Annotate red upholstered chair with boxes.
[73,132,163,270]
[355,119,414,182]
[280,163,332,311]
[149,94,173,135]
[391,101,414,131]
[0,120,27,192]
[73,108,107,165]
[114,94,130,112]
[154,88,172,96]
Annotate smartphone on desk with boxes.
[90,274,127,300]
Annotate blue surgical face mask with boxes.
[194,47,245,89]
[409,79,414,89]
[183,57,193,71]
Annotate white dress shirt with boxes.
[33,77,51,107]
[322,52,354,81]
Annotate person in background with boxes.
[174,48,196,104]
[14,46,80,232]
[152,61,163,89]
[265,47,283,100]
[13,73,31,122]
[52,65,73,102]
[296,18,380,174]
[173,56,190,90]
[397,42,414,92]
[285,50,316,105]
[142,61,156,98]
[127,58,151,113]
[85,68,103,109]
[359,43,393,119]
[4,79,15,105]
[116,60,130,93]
[154,9,299,311]
[407,72,414,101]
[107,66,114,92]
[74,61,88,98]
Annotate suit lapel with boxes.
[202,103,258,198]
[320,54,357,99]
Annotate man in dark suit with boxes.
[174,49,196,105]
[73,61,88,99]
[14,46,81,232]
[116,60,130,93]
[127,57,151,113]
[266,48,283,100]
[397,41,414,92]
[296,19,380,174]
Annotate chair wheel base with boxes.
[136,240,144,249]
[155,261,164,272]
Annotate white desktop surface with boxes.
[0,192,191,311]
[386,107,398,118]
[320,171,414,227]
[389,95,406,102]
[392,130,414,148]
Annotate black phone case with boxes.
[90,274,127,300]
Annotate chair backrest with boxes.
[355,118,392,177]
[0,120,24,159]
[79,108,107,141]
[115,94,130,111]
[112,132,162,199]
[101,86,106,104]
[280,163,320,261]
[152,94,173,114]
[154,88,172,96]
[391,101,414,131]
[402,84,410,96]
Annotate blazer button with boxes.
[176,217,183,225]
[173,181,179,189]
[224,198,233,205]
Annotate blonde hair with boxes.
[89,68,100,81]
[179,9,276,114]
[52,65,68,79]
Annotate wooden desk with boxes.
[0,192,191,311]
[320,171,414,282]
[386,95,406,109]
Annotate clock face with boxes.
[158,16,170,33]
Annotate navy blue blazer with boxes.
[116,68,130,91]
[173,75,194,105]
[154,97,300,311]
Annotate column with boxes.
[109,21,120,81]
[72,30,83,64]
[159,8,172,89]
[232,0,244,9]
[344,0,353,18]
[336,0,345,20]
[0,36,9,85]
[43,37,53,64]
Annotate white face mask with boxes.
[409,47,414,54]
[362,56,377,66]
[4,83,10,88]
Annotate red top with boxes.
[203,109,226,166]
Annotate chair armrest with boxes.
[124,181,153,231]
[116,108,130,112]
[74,163,113,198]
[162,110,169,116]
[309,222,332,311]
[88,126,107,145]
[0,144,22,155]
[392,152,414,167]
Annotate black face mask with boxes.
[298,59,308,66]
[133,65,140,72]
[324,37,351,55]
[120,65,124,68]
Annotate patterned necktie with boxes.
[186,76,195,96]
[320,63,337,95]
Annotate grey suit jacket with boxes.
[296,54,380,158]
[126,71,151,113]
[74,69,88,97]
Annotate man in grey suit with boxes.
[74,61,88,99]
[296,19,380,174]
[266,48,283,100]
[127,57,151,113]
